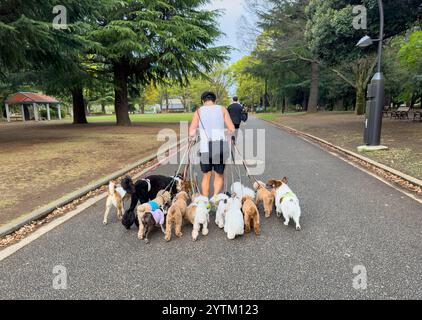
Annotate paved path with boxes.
[0,118,421,300]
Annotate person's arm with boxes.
[189,110,200,138]
[222,107,235,134]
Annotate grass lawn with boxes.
[88,113,194,123]
[270,112,422,180]
[254,112,306,121]
[0,121,180,227]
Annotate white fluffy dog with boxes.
[214,193,230,229]
[269,178,302,231]
[224,197,245,240]
[231,182,255,200]
[187,195,211,241]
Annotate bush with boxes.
[40,108,66,119]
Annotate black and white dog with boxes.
[121,175,184,229]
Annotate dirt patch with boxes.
[0,121,180,226]
[273,112,422,180]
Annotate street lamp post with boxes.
[357,0,388,151]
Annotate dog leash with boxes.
[232,140,261,187]
[163,139,193,193]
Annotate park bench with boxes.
[414,110,422,122]
[390,106,410,119]
[9,114,23,122]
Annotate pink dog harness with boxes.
[151,209,165,226]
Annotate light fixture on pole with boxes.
[357,0,388,152]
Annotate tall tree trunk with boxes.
[101,103,106,114]
[302,93,309,111]
[72,87,88,124]
[307,61,319,113]
[264,78,268,112]
[284,96,289,113]
[165,91,169,113]
[355,86,366,115]
[334,98,344,111]
[114,64,131,126]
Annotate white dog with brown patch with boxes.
[268,178,302,231]
[103,182,131,225]
[214,193,230,229]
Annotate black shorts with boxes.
[200,153,226,175]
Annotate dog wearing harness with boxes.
[121,175,185,230]
[268,178,302,231]
[138,190,172,243]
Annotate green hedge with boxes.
[40,108,66,119]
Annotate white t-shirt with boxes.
[198,105,226,153]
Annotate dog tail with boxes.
[109,182,116,195]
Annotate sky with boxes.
[206,0,252,64]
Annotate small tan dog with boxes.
[137,190,172,240]
[165,191,190,242]
[253,181,275,218]
[242,195,261,235]
[103,182,131,225]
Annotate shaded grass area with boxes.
[254,112,305,121]
[0,121,180,226]
[88,113,193,123]
[272,112,422,180]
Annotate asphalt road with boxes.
[0,117,421,300]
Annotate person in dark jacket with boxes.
[227,97,244,130]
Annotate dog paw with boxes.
[284,222,289,226]
[103,221,108,226]
[145,239,150,245]
[296,226,302,231]
[176,233,183,238]
[276,213,282,218]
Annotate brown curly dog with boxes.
[253,181,275,218]
[242,195,261,235]
[165,191,190,242]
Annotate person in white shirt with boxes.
[189,92,236,198]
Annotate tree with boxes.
[230,56,264,107]
[0,0,114,124]
[256,0,320,112]
[305,0,422,114]
[88,0,229,126]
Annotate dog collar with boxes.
[142,179,152,192]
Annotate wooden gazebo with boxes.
[4,92,62,122]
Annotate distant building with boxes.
[161,98,185,112]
